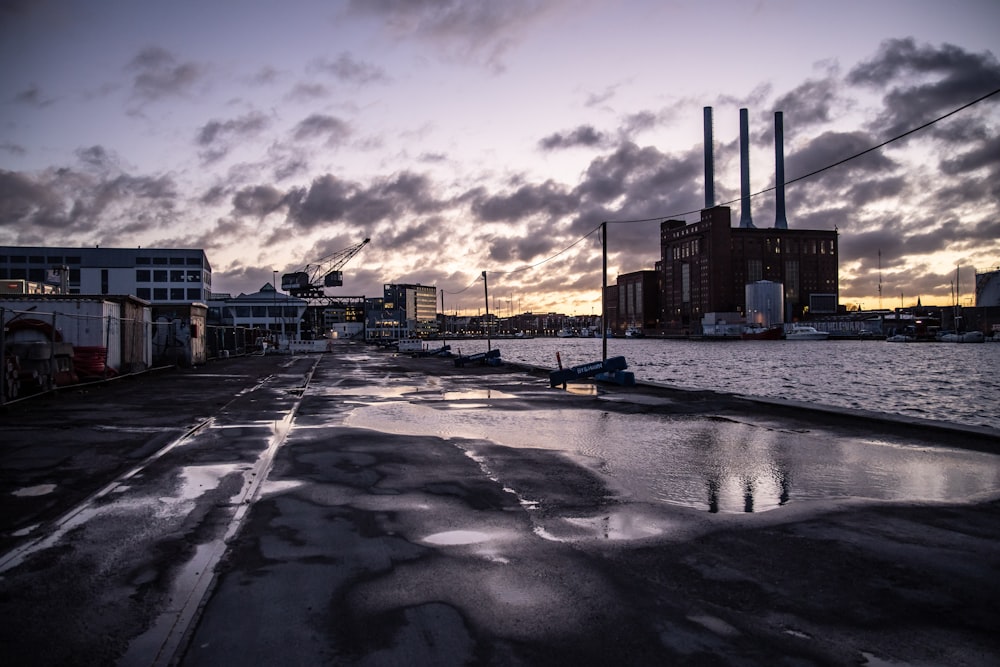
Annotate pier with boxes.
[1,342,998,666]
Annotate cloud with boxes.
[12,84,54,107]
[847,38,1000,137]
[292,114,351,145]
[195,111,270,163]
[345,0,573,72]
[127,46,204,102]
[310,53,388,85]
[538,125,606,151]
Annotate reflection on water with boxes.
[346,402,1000,513]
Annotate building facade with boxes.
[615,270,660,334]
[660,206,838,332]
[378,283,438,337]
[0,246,212,305]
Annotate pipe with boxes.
[774,111,788,229]
[739,108,755,228]
[704,107,714,209]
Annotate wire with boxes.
[442,86,1000,292]
[605,85,1000,224]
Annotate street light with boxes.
[272,270,278,342]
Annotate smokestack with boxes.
[739,108,755,228]
[774,111,788,229]
[704,107,714,209]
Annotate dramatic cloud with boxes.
[310,53,388,85]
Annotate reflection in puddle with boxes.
[423,530,493,545]
[346,402,1000,513]
[564,383,598,396]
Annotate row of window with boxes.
[0,255,82,264]
[135,256,203,266]
[0,255,203,266]
[135,288,207,301]
[135,269,208,284]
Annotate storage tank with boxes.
[745,281,784,326]
[975,267,1000,307]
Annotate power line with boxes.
[444,86,1000,292]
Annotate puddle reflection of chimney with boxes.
[743,478,755,513]
[706,476,720,514]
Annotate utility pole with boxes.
[482,271,491,352]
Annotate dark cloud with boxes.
[196,112,270,146]
[784,130,896,188]
[284,170,442,231]
[847,38,1000,137]
[538,125,605,151]
[232,184,288,218]
[1,141,26,157]
[470,180,576,222]
[771,76,842,128]
[292,114,351,144]
[311,53,388,85]
[127,47,204,102]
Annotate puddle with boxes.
[564,384,598,396]
[423,530,494,545]
[346,401,1000,513]
[440,389,517,401]
[11,484,57,497]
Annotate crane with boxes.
[281,237,370,298]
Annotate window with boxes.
[30,255,44,263]
[170,270,185,282]
[186,257,202,266]
[47,256,64,264]
[170,288,185,300]
[66,256,81,264]
[154,288,168,300]
[153,270,168,282]
[136,288,151,300]
[153,257,168,265]
[169,257,184,265]
[136,270,151,282]
[29,268,45,281]
[186,270,200,282]
[11,255,26,262]
[135,257,151,265]
[187,288,201,300]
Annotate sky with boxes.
[2,0,999,316]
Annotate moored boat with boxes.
[784,325,830,341]
[939,331,985,343]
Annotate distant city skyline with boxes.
[2,0,998,314]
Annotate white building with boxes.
[0,246,212,304]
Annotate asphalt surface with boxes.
[1,342,999,666]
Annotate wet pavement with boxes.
[1,342,999,666]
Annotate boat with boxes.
[939,331,985,343]
[556,328,575,338]
[886,334,916,343]
[624,326,644,338]
[784,325,829,341]
[741,324,783,340]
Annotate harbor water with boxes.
[440,337,1000,430]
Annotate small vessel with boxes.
[886,334,916,343]
[939,331,985,343]
[624,326,644,338]
[741,324,783,340]
[784,325,830,341]
[556,327,575,338]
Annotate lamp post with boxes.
[272,270,279,343]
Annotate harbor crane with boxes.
[281,237,370,298]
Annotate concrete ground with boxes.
[1,343,998,666]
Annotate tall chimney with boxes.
[739,108,755,228]
[704,106,714,209]
[774,111,788,229]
